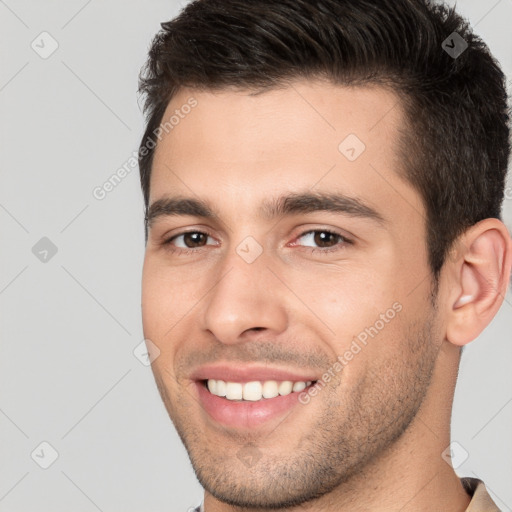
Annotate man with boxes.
[138,0,511,510]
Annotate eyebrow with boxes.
[146,192,386,228]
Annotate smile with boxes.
[195,376,318,429]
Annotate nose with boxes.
[200,245,288,345]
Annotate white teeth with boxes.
[225,382,243,400]
[262,380,279,399]
[216,379,226,397]
[206,379,312,401]
[278,381,293,396]
[242,381,262,401]
[292,381,306,392]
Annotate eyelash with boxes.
[162,229,353,256]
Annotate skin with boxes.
[141,79,512,511]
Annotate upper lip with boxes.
[190,364,318,383]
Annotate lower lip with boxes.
[195,381,309,429]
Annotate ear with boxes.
[445,218,512,346]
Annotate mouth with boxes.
[192,368,319,429]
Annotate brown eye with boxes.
[296,230,349,250]
[312,231,340,247]
[181,232,208,248]
[165,231,214,249]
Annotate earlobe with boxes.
[446,219,512,347]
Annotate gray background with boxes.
[0,1,511,511]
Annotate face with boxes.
[142,80,443,508]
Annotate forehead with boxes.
[150,80,423,224]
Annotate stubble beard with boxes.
[155,310,440,509]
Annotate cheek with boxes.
[141,257,215,374]
[284,262,412,377]
[142,257,201,333]
[141,261,164,334]
[287,264,393,329]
